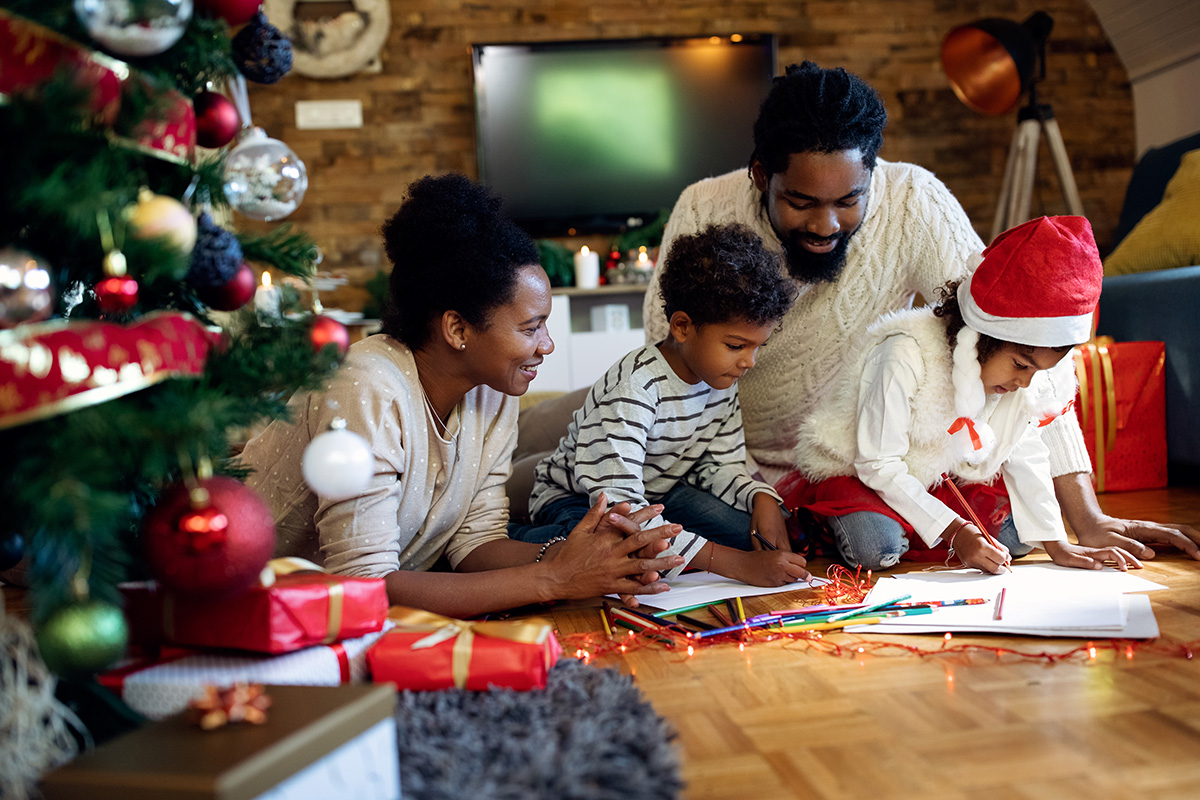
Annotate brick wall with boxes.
[245,0,1133,311]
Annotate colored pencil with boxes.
[615,605,690,635]
[826,593,912,623]
[735,596,746,622]
[675,613,717,631]
[752,531,778,551]
[945,480,1012,572]
[725,598,742,623]
[993,588,1007,621]
[780,616,887,632]
[778,606,934,628]
[599,606,613,637]
[650,600,723,618]
[709,605,732,627]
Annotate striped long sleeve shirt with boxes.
[528,345,782,580]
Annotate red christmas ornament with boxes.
[143,476,274,596]
[95,276,139,313]
[194,90,241,149]
[196,0,262,26]
[197,261,256,311]
[310,315,350,356]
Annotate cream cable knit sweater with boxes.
[642,164,1094,483]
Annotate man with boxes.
[643,60,1199,558]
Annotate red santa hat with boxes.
[956,215,1103,347]
[946,216,1102,463]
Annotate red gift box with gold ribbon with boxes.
[1073,339,1167,492]
[123,559,390,655]
[367,608,562,691]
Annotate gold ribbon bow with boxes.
[1073,338,1117,493]
[386,607,553,690]
[164,557,346,645]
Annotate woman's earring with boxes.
[459,343,466,350]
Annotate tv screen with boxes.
[472,35,777,236]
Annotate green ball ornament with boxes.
[36,600,128,676]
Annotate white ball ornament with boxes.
[302,417,373,501]
[223,127,308,221]
[74,0,193,57]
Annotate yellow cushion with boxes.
[1105,148,1200,276]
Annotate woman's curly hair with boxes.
[657,223,797,327]
[379,174,539,349]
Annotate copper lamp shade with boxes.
[941,12,1053,116]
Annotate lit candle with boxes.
[254,270,281,321]
[574,245,600,289]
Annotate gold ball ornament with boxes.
[35,599,129,675]
[126,188,198,254]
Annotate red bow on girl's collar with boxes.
[948,417,983,450]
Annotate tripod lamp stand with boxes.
[941,11,1084,242]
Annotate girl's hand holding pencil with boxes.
[945,520,1011,575]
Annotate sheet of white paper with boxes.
[612,572,828,614]
[849,594,1159,638]
[844,564,1163,638]
[862,564,1166,605]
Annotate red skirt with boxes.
[775,470,1012,562]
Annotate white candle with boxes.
[574,246,600,289]
[254,271,281,320]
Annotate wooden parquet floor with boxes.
[543,486,1200,800]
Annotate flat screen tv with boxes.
[472,35,777,237]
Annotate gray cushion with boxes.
[507,387,589,522]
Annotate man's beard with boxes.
[780,231,852,284]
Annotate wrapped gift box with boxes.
[41,684,400,800]
[99,627,389,720]
[122,570,389,655]
[1074,340,1168,492]
[367,608,561,691]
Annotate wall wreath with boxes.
[262,0,390,79]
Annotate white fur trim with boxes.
[957,271,1094,347]
[951,326,986,418]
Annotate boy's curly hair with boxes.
[658,224,796,327]
[379,174,539,349]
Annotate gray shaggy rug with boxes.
[393,658,682,800]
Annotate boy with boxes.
[512,224,810,585]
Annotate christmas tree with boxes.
[0,0,342,686]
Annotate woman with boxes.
[241,175,682,617]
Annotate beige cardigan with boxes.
[241,335,518,577]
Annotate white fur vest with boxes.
[793,307,1078,488]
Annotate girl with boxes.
[240,174,684,616]
[780,215,1141,574]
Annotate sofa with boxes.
[1097,131,1200,471]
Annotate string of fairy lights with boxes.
[560,565,1199,666]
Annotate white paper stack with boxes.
[845,564,1165,638]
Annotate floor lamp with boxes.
[941,11,1084,242]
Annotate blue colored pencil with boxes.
[825,593,913,623]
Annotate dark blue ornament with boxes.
[232,10,293,85]
[187,212,244,289]
[0,532,24,571]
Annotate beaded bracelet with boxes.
[535,536,567,563]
